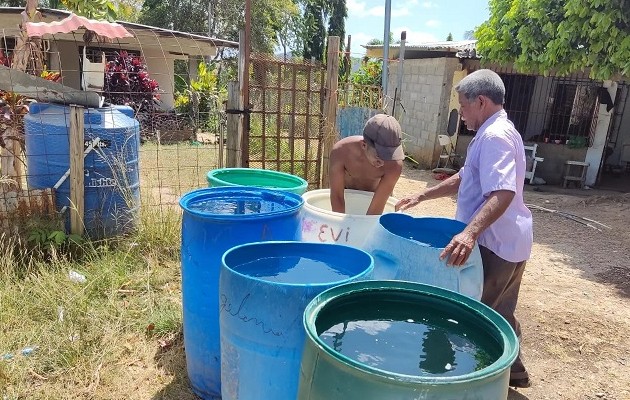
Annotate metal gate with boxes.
[246,54,326,188]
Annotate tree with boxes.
[366,32,397,46]
[475,0,630,79]
[463,30,475,40]
[58,0,118,20]
[351,58,381,86]
[302,0,326,61]
[139,0,295,54]
[276,1,303,59]
[446,32,453,41]
[113,0,143,22]
[301,0,348,62]
[139,0,208,33]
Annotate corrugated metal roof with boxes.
[0,7,238,48]
[26,13,133,39]
[364,40,478,59]
[364,39,477,52]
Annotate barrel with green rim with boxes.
[298,280,519,399]
[207,168,308,195]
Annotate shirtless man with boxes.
[329,114,404,215]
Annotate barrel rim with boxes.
[179,187,304,220]
[221,241,374,287]
[302,189,399,219]
[206,168,308,190]
[376,213,468,250]
[302,280,519,384]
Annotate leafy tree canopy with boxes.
[476,0,630,79]
[138,0,300,54]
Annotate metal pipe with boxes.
[382,0,391,100]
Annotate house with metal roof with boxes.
[0,7,238,110]
[362,40,629,190]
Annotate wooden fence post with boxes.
[226,31,246,168]
[69,105,84,235]
[226,80,243,167]
[321,36,340,188]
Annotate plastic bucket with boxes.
[361,213,484,300]
[179,187,304,399]
[301,189,398,247]
[219,241,373,400]
[298,281,519,399]
[206,168,308,195]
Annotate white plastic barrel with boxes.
[362,213,484,300]
[301,189,398,247]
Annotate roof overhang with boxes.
[0,7,238,57]
[364,40,477,60]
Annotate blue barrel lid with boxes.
[179,187,304,220]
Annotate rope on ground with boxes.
[526,203,612,232]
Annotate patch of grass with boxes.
[0,207,187,399]
[139,141,221,198]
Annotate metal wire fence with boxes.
[247,53,326,188]
[0,15,236,234]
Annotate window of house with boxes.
[544,81,599,144]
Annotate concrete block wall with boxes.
[456,135,589,185]
[387,57,461,168]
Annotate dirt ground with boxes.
[392,166,630,400]
[123,164,630,400]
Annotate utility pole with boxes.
[382,0,391,100]
[242,0,252,166]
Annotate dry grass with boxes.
[0,206,195,400]
[0,141,222,400]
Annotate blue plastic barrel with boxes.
[219,241,374,400]
[361,213,484,300]
[179,188,304,399]
[24,103,140,238]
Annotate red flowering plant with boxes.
[103,51,161,113]
[0,49,10,67]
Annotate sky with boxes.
[345,0,491,56]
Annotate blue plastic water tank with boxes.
[361,213,484,300]
[179,187,304,400]
[220,241,374,400]
[24,103,140,238]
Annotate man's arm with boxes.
[440,189,515,266]
[366,161,402,215]
[329,148,346,213]
[395,172,462,211]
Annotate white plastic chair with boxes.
[436,134,460,169]
[524,143,544,184]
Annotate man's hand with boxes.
[395,193,425,211]
[440,230,477,266]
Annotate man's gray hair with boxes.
[455,69,505,105]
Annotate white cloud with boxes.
[392,27,438,44]
[422,1,436,8]
[347,0,367,15]
[348,32,374,52]
[426,20,441,27]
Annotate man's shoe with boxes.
[509,377,531,388]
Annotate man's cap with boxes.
[363,114,404,161]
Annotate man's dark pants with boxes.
[479,245,529,381]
